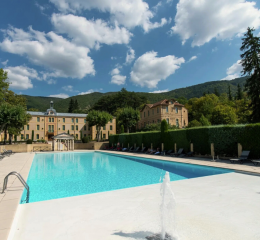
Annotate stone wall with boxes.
[0,143,51,153]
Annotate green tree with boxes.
[117,107,140,133]
[74,99,79,111]
[28,108,39,112]
[199,114,211,126]
[211,105,237,125]
[240,27,260,122]
[121,125,124,134]
[86,110,112,141]
[0,68,9,104]
[161,119,168,143]
[32,130,34,141]
[214,87,220,97]
[236,84,243,100]
[228,85,233,101]
[187,120,202,128]
[68,99,75,113]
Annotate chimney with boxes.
[50,101,54,109]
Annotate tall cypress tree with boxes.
[68,99,74,113]
[236,84,243,100]
[74,99,79,111]
[240,27,260,122]
[228,85,233,101]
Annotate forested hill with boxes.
[24,76,248,112]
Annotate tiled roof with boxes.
[27,111,87,117]
[141,99,184,111]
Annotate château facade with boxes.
[0,101,116,141]
[138,99,188,129]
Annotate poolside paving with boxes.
[9,172,260,240]
[1,150,260,240]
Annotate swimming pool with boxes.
[21,152,232,203]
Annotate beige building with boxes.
[138,99,188,129]
[0,101,116,141]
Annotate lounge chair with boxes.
[230,151,250,164]
[133,147,140,152]
[251,159,260,166]
[183,151,194,157]
[171,148,183,157]
[3,149,13,154]
[145,149,153,154]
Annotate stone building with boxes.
[138,99,188,129]
[0,101,116,141]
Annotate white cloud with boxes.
[52,14,132,49]
[171,0,260,47]
[78,89,95,95]
[212,47,218,52]
[62,85,76,92]
[47,79,57,84]
[110,67,126,85]
[50,0,168,32]
[152,1,162,12]
[125,47,135,65]
[0,26,95,79]
[130,51,185,88]
[111,56,117,60]
[149,89,169,93]
[4,66,38,90]
[188,56,197,62]
[49,93,69,98]
[1,60,8,66]
[222,60,242,80]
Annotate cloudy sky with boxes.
[1,0,260,98]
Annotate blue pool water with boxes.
[21,152,232,203]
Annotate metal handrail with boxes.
[1,172,29,201]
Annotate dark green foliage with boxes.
[23,77,248,113]
[228,85,233,101]
[80,131,83,140]
[26,139,33,144]
[82,136,89,143]
[121,125,124,134]
[214,87,220,97]
[199,115,211,126]
[67,130,70,134]
[32,130,34,141]
[161,119,168,143]
[236,84,243,100]
[117,107,140,133]
[188,120,202,128]
[14,135,17,142]
[137,123,177,132]
[109,124,260,158]
[68,99,74,113]
[240,27,260,122]
[211,105,237,125]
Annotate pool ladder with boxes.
[1,171,30,202]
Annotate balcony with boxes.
[47,130,54,133]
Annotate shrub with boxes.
[82,137,89,143]
[26,139,33,144]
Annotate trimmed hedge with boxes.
[109,124,260,158]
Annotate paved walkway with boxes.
[98,150,260,174]
[0,153,34,240]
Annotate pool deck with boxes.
[0,150,260,240]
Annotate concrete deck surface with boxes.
[9,172,260,240]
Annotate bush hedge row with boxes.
[109,123,260,158]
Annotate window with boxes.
[103,126,106,130]
[166,118,169,124]
[84,126,86,131]
[63,118,65,123]
[157,107,159,113]
[49,117,51,122]
[37,117,40,122]
[103,134,106,139]
[72,118,74,123]
[84,134,86,137]
[22,126,24,130]
[26,134,29,139]
[63,125,65,130]
[110,120,112,123]
[71,125,74,130]
[27,125,29,130]
[52,118,54,122]
[157,119,160,123]
[175,107,178,114]
[36,134,39,140]
[184,120,186,126]
[144,112,146,117]
[166,106,168,113]
[88,126,90,131]
[110,125,113,130]
[176,119,179,127]
[76,134,78,139]
[76,125,78,130]
[76,118,78,123]
[37,125,39,130]
[48,125,54,132]
[84,119,86,123]
[96,126,98,130]
[148,111,150,116]
[21,134,24,139]
[152,109,154,115]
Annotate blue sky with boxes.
[0,0,260,98]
